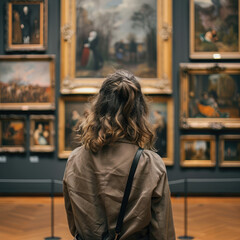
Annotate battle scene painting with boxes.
[193,0,239,53]
[0,60,51,104]
[75,0,157,78]
[188,74,240,118]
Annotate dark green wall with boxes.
[0,0,239,195]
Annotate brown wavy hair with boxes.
[77,70,154,152]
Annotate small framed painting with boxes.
[58,96,91,158]
[30,115,55,152]
[180,135,216,167]
[190,0,240,59]
[0,115,26,152]
[147,96,174,166]
[6,0,48,51]
[0,55,55,110]
[219,135,240,167]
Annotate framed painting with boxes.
[0,115,26,152]
[190,0,240,59]
[60,0,172,94]
[219,135,240,167]
[180,135,216,167]
[0,55,55,110]
[30,115,55,152]
[6,0,48,51]
[58,96,92,158]
[146,96,174,165]
[180,63,240,129]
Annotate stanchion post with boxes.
[178,178,194,240]
[44,179,61,240]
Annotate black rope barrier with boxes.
[1,178,240,240]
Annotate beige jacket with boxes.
[63,141,175,240]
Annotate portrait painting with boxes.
[30,115,55,152]
[219,135,240,167]
[147,96,174,165]
[190,0,240,59]
[59,96,91,158]
[180,63,240,129]
[180,135,216,167]
[0,116,26,152]
[7,0,48,51]
[0,55,55,110]
[75,0,157,78]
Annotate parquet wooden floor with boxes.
[0,197,239,240]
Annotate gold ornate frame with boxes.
[146,96,174,166]
[180,135,216,167]
[60,0,172,94]
[190,0,240,59]
[0,55,55,110]
[0,115,26,152]
[219,135,240,167]
[30,115,55,152]
[180,63,240,129]
[6,0,48,51]
[58,95,91,158]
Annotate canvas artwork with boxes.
[7,0,47,51]
[0,56,55,110]
[184,140,210,161]
[33,120,50,146]
[180,135,216,167]
[191,0,240,58]
[75,0,157,78]
[0,117,26,152]
[149,102,167,158]
[219,135,240,167]
[64,101,90,151]
[188,73,240,119]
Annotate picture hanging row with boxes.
[58,95,175,166]
[180,134,240,168]
[180,63,240,129]
[0,115,55,153]
[0,55,55,111]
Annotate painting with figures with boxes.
[64,101,90,151]
[0,56,55,110]
[188,74,240,119]
[75,0,157,78]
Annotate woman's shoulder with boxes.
[142,149,167,173]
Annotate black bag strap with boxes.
[114,147,143,240]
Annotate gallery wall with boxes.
[0,0,240,194]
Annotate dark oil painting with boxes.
[1,119,25,147]
[75,0,157,78]
[64,101,90,151]
[194,0,239,52]
[188,73,240,118]
[224,139,240,161]
[12,3,41,45]
[149,102,167,158]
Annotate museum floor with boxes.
[0,196,239,240]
